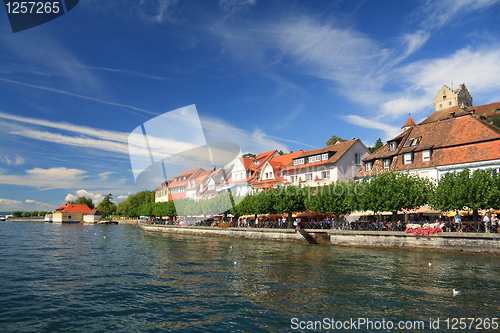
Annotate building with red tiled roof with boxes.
[197,167,233,200]
[356,113,500,180]
[155,168,205,202]
[250,150,305,190]
[228,150,280,196]
[52,204,93,223]
[283,139,370,189]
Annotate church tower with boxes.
[433,83,472,112]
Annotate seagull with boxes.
[233,261,237,265]
[453,289,460,296]
[428,263,432,267]
[230,246,232,249]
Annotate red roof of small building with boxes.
[55,204,92,214]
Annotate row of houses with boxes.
[154,84,500,203]
[154,138,371,202]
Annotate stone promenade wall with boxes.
[139,224,500,256]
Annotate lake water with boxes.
[1,221,499,332]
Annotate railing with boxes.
[151,218,498,233]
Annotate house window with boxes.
[293,158,305,166]
[448,101,452,105]
[322,153,328,161]
[290,175,297,183]
[321,171,330,180]
[279,171,284,177]
[389,142,396,151]
[309,156,315,163]
[383,159,390,169]
[305,173,313,182]
[355,153,361,165]
[365,162,372,171]
[403,153,413,164]
[422,150,431,161]
[315,155,321,162]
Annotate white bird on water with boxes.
[453,289,460,296]
[428,262,432,267]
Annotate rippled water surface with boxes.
[1,222,499,332]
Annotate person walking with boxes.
[454,212,462,232]
[492,214,499,233]
[483,213,491,233]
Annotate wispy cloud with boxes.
[82,66,170,81]
[219,0,256,18]
[0,78,158,117]
[343,115,401,141]
[1,155,25,166]
[0,167,88,189]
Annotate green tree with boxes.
[96,194,117,217]
[242,153,256,159]
[31,211,39,217]
[21,212,31,217]
[70,196,95,209]
[368,138,383,153]
[358,172,432,230]
[12,211,22,217]
[306,181,359,226]
[431,169,499,225]
[116,191,154,216]
[272,185,308,227]
[485,114,500,128]
[326,135,342,146]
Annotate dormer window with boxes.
[403,137,421,147]
[365,162,372,171]
[389,142,396,151]
[322,153,328,161]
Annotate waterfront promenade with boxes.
[139,223,500,256]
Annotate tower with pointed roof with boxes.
[433,83,472,112]
[402,115,416,132]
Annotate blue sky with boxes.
[1,0,500,212]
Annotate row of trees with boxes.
[12,211,51,217]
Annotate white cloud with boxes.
[343,115,401,141]
[0,167,88,189]
[25,199,36,203]
[0,198,23,211]
[117,195,129,200]
[65,189,104,205]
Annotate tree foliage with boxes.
[431,168,499,212]
[242,153,256,159]
[68,196,95,209]
[485,114,500,128]
[97,194,117,217]
[326,135,342,146]
[368,138,383,153]
[358,172,432,213]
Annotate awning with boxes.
[257,185,274,189]
[349,211,392,217]
[399,206,442,216]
